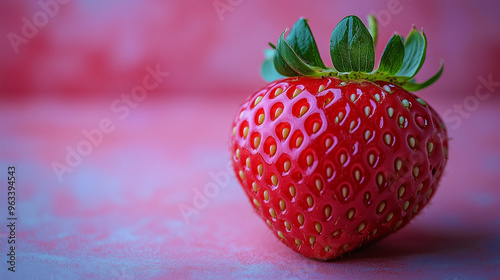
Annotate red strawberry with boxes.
[230,15,447,260]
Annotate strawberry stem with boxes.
[261,15,443,92]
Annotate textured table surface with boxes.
[0,95,499,279]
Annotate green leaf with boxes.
[273,49,300,76]
[260,16,442,92]
[286,18,326,68]
[376,34,405,75]
[261,49,286,82]
[330,15,375,72]
[396,27,427,78]
[402,62,444,91]
[270,41,300,77]
[275,31,320,76]
[368,14,378,48]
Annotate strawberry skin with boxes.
[230,76,448,260]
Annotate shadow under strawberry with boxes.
[339,227,495,261]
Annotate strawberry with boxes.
[229,15,447,260]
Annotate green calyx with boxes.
[261,15,443,92]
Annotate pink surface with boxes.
[0,94,499,279]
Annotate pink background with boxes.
[1,0,499,279]
[1,0,500,100]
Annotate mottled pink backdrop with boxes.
[1,0,500,100]
[1,0,499,279]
